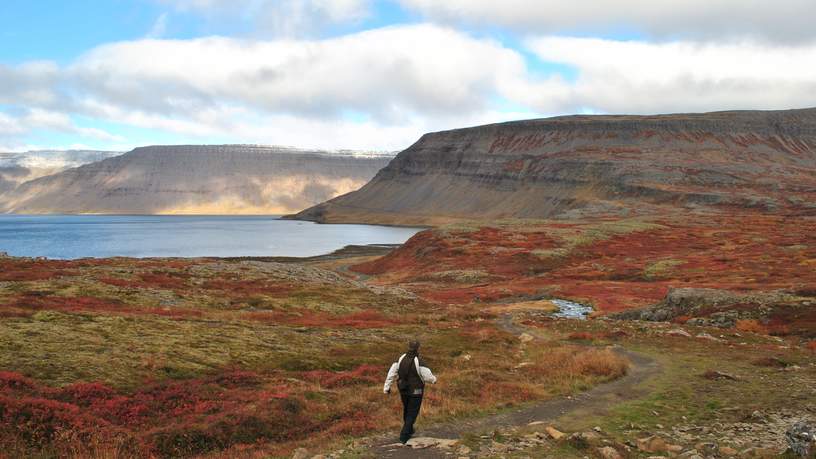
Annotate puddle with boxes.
[550,299,593,320]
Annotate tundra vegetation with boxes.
[1,213,815,458]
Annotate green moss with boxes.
[643,258,683,280]
[0,312,409,388]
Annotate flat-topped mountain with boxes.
[0,145,392,215]
[0,150,120,194]
[293,108,816,225]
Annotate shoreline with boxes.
[0,243,401,263]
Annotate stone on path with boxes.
[597,446,623,459]
[544,426,565,440]
[405,437,459,449]
[637,436,668,453]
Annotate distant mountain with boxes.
[0,150,121,194]
[0,145,393,215]
[293,108,816,225]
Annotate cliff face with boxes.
[294,108,816,224]
[0,150,120,195]
[0,145,391,215]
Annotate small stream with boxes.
[550,299,593,320]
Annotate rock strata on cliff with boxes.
[294,108,816,224]
[0,145,391,215]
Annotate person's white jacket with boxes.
[383,354,437,393]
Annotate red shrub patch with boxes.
[568,332,595,341]
[0,370,319,458]
[0,371,36,392]
[302,364,381,389]
[202,279,292,297]
[0,259,78,282]
[247,309,397,329]
[98,271,190,290]
[139,272,189,289]
[98,277,135,288]
[0,395,111,446]
[56,382,117,407]
[2,293,203,319]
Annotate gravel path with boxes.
[368,314,662,458]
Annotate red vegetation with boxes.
[0,370,320,458]
[353,216,816,321]
[0,259,78,281]
[2,293,203,319]
[99,271,190,290]
[202,278,293,297]
[735,319,769,334]
[567,330,628,341]
[246,309,398,329]
[806,341,816,352]
[302,364,381,389]
[568,332,595,341]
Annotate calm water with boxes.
[0,215,422,259]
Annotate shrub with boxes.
[752,357,790,368]
[568,332,595,341]
[672,315,691,324]
[302,364,381,389]
[0,371,36,392]
[0,395,109,446]
[571,349,629,378]
[735,319,768,334]
[212,370,261,388]
[56,382,116,407]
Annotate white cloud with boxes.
[159,0,370,36]
[69,25,525,122]
[0,61,60,106]
[519,37,816,114]
[0,108,125,143]
[400,0,816,43]
[3,22,816,151]
[0,113,24,135]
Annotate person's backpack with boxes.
[397,354,419,391]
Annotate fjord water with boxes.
[0,215,422,259]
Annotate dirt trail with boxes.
[366,314,662,458]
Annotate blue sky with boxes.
[1,0,815,152]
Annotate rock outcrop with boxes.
[612,287,814,331]
[293,108,816,225]
[0,145,391,215]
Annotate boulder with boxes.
[786,422,816,458]
[667,329,692,338]
[568,431,602,449]
[637,436,668,453]
[719,445,738,456]
[597,446,623,459]
[545,426,566,441]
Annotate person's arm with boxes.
[383,362,398,393]
[415,357,437,384]
[419,365,437,384]
[383,355,405,393]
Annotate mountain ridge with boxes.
[0,145,393,215]
[293,107,816,225]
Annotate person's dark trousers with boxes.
[399,390,423,443]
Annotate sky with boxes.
[2,0,816,152]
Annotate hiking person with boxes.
[383,340,437,443]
